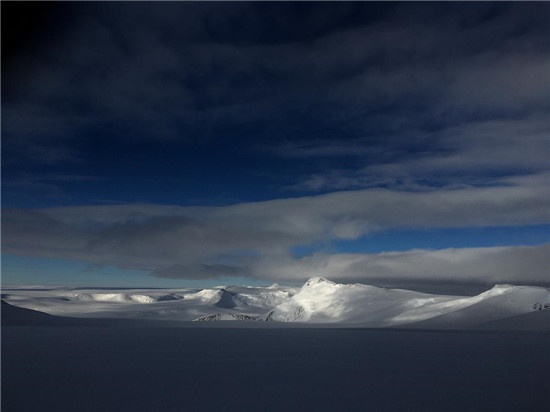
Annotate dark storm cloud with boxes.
[4,2,383,142]
[3,2,548,181]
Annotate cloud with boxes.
[3,176,548,284]
[2,3,548,288]
[288,114,550,192]
[252,244,550,287]
[3,3,548,169]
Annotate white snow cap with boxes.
[303,277,335,287]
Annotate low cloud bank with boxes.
[3,177,549,286]
[254,244,549,287]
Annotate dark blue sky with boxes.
[2,2,549,288]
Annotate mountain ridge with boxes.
[3,278,548,329]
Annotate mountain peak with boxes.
[303,277,335,287]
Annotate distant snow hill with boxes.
[2,278,549,329]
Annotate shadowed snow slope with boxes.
[3,279,548,329]
[0,300,190,327]
[1,300,63,326]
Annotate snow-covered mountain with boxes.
[3,278,548,329]
[0,284,298,322]
[263,277,550,328]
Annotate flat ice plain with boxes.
[2,278,549,411]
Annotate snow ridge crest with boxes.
[303,277,335,288]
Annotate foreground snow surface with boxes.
[3,277,549,329]
[3,327,548,412]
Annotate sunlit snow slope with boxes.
[2,278,548,329]
[263,277,550,328]
[1,284,296,322]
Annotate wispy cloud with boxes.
[288,114,550,192]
